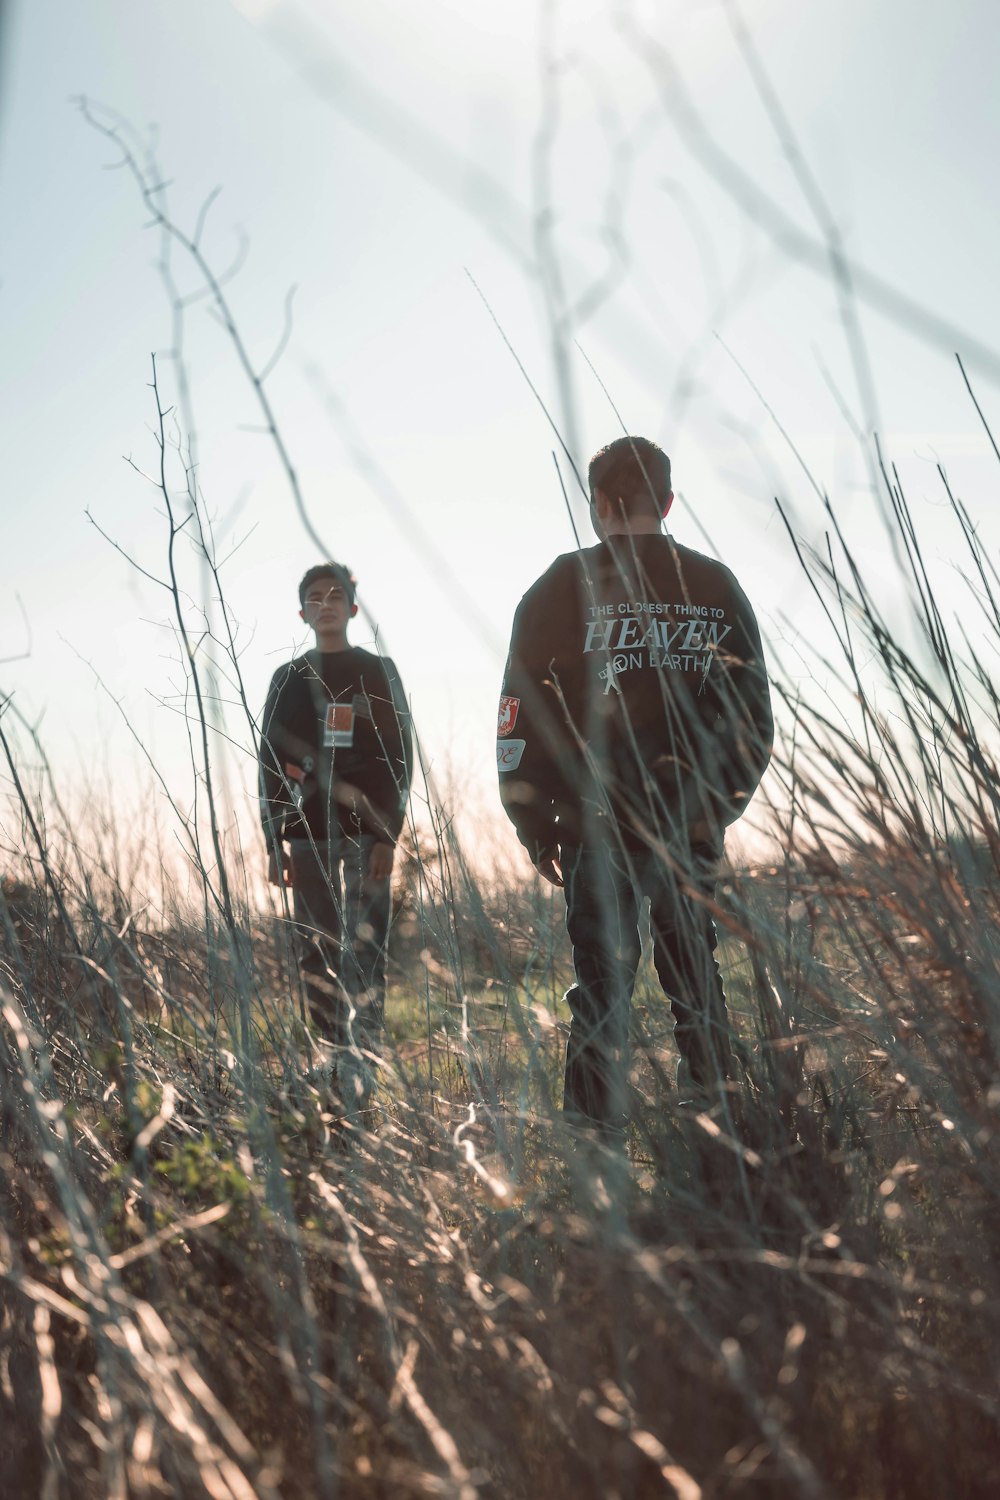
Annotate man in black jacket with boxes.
[259,563,412,1085]
[498,437,773,1140]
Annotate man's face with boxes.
[300,578,355,634]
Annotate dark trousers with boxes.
[288,835,391,1051]
[561,839,732,1137]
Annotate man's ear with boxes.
[662,490,675,519]
[350,603,359,618]
[299,607,306,623]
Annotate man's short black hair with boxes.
[588,436,672,519]
[298,562,358,608]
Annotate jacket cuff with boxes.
[516,817,558,865]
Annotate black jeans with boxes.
[561,839,732,1136]
[288,835,391,1051]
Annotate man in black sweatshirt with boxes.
[498,437,773,1140]
[259,563,412,1086]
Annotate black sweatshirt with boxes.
[497,534,774,859]
[259,648,412,846]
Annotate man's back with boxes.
[499,532,772,853]
[498,436,773,1133]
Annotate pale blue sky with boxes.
[2,0,999,863]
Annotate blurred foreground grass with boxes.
[2,804,999,1499]
[3,412,1000,1496]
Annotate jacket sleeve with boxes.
[707,578,774,824]
[497,581,566,862]
[366,656,413,844]
[258,665,300,846]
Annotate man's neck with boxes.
[312,633,351,654]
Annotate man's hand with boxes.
[534,845,564,888]
[268,846,292,887]
[367,841,395,885]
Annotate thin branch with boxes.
[256,283,298,384]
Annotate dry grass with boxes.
[2,699,1000,1500]
[4,116,999,1491]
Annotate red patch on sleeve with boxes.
[497,696,520,737]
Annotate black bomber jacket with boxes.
[497,533,773,859]
[259,647,412,846]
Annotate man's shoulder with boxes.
[351,646,396,675]
[522,549,583,599]
[268,653,311,686]
[348,648,408,699]
[262,656,311,734]
[663,538,750,596]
